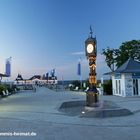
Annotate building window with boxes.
[116,80,118,94]
[118,80,121,95]
[115,80,121,95]
[133,79,138,95]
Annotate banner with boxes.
[5,57,11,77]
[77,62,81,76]
[46,73,49,80]
[51,69,55,77]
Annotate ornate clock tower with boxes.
[85,27,99,106]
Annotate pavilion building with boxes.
[110,58,140,97]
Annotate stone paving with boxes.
[0,87,140,140]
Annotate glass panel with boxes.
[116,80,118,94]
[119,80,121,95]
[133,79,139,95]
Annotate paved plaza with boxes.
[0,87,140,140]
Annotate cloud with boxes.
[97,53,106,63]
[8,52,110,81]
[71,51,84,55]
[55,53,110,80]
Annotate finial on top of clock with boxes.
[89,25,93,38]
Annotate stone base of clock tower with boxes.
[86,89,99,107]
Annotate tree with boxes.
[102,47,116,71]
[102,40,140,70]
[115,40,140,67]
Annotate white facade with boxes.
[32,78,58,85]
[112,73,140,97]
[14,78,58,85]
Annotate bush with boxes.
[103,80,112,95]
[0,85,7,95]
[70,80,81,90]
[0,84,18,95]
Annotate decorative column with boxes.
[85,27,99,107]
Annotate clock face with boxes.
[87,44,94,53]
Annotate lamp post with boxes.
[85,27,99,106]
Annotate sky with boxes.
[0,0,140,81]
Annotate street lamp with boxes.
[85,27,99,106]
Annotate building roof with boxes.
[0,73,8,77]
[29,75,42,80]
[15,74,23,80]
[114,58,140,73]
[104,58,140,75]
